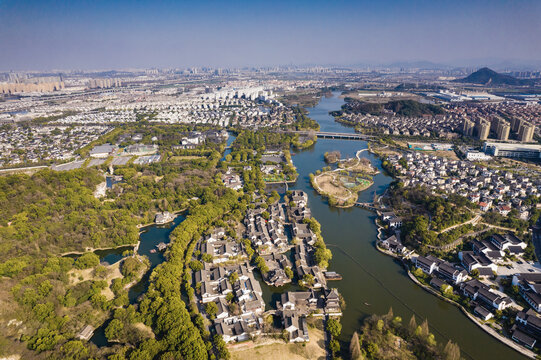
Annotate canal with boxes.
[90,214,186,346]
[288,92,526,359]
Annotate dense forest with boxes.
[0,130,233,359]
[0,169,139,262]
[333,99,445,118]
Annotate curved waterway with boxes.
[90,214,186,346]
[287,92,526,360]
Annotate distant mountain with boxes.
[454,67,533,86]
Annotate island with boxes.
[310,149,378,207]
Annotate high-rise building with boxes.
[496,121,510,141]
[462,118,475,136]
[518,122,535,142]
[511,118,524,132]
[476,120,490,140]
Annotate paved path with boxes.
[437,214,481,234]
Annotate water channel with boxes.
[287,92,526,360]
[90,214,186,346]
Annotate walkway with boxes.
[437,214,482,234]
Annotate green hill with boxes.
[333,99,444,118]
[454,67,533,86]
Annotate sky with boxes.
[0,0,540,71]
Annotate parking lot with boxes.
[496,259,541,276]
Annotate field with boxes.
[230,327,326,360]
[339,157,378,174]
[315,173,350,199]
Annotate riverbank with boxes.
[61,243,135,257]
[366,138,538,358]
[405,266,536,359]
[136,208,187,229]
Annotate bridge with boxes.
[354,202,380,211]
[289,130,375,140]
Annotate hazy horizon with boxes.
[1,0,541,72]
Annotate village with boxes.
[190,190,342,344]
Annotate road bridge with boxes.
[287,130,375,140]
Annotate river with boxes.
[288,92,526,360]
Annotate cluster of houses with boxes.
[338,112,462,139]
[415,254,513,317]
[245,204,289,254]
[0,124,113,167]
[458,234,528,275]
[191,190,342,344]
[154,211,175,225]
[513,273,541,314]
[194,261,266,343]
[102,88,292,128]
[387,152,540,218]
[514,309,541,349]
[276,288,341,342]
[197,227,244,264]
[173,129,229,150]
[222,167,243,191]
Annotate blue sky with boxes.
[0,0,540,70]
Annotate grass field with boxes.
[264,174,287,182]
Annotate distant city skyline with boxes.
[1,0,541,71]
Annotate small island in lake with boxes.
[311,149,378,207]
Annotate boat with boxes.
[324,271,343,280]
[364,302,371,306]
[149,249,157,254]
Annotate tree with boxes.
[105,319,124,341]
[302,273,315,287]
[329,339,340,356]
[326,318,342,338]
[376,319,384,332]
[408,315,417,334]
[285,266,293,279]
[189,260,204,271]
[366,342,379,357]
[59,340,89,360]
[205,301,218,320]
[420,319,430,338]
[74,252,100,269]
[385,307,394,321]
[443,340,461,360]
[213,334,230,360]
[228,271,239,284]
[349,331,362,360]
